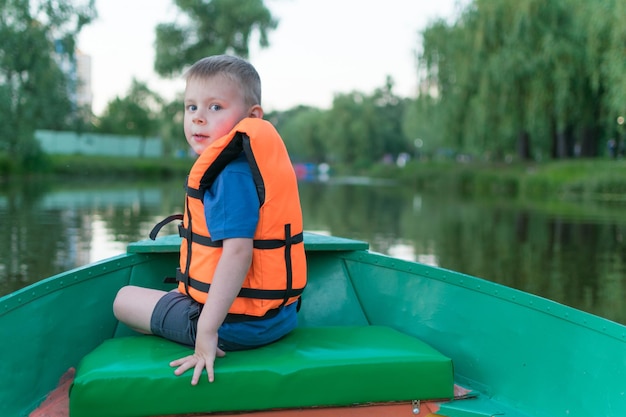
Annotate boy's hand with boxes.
[169,332,226,385]
[170,238,251,384]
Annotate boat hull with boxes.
[2,233,626,416]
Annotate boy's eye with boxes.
[186,104,197,112]
[209,104,221,111]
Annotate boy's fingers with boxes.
[207,364,215,383]
[192,360,207,385]
[170,354,193,367]
[169,354,220,384]
[170,355,197,376]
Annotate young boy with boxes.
[113,55,307,385]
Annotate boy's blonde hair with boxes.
[185,55,262,107]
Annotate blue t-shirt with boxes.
[203,153,259,240]
[202,153,298,347]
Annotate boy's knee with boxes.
[112,286,133,320]
[112,286,165,334]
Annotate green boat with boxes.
[1,232,625,417]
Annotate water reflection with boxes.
[0,179,185,296]
[298,181,626,324]
[1,177,626,326]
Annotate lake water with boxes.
[2,176,626,325]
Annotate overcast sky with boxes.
[78,0,464,115]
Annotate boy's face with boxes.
[183,75,258,155]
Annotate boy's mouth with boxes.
[193,134,210,142]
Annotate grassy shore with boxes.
[46,155,193,179]
[372,158,626,202]
[4,154,626,203]
[0,154,191,180]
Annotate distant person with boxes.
[113,55,307,385]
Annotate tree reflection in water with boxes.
[1,177,625,325]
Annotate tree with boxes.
[97,79,163,157]
[584,0,626,154]
[159,95,185,158]
[154,0,277,77]
[369,77,411,159]
[272,106,329,164]
[269,78,412,168]
[0,0,96,163]
[402,95,445,159]
[321,78,411,168]
[417,0,626,161]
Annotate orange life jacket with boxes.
[177,117,306,320]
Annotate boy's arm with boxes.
[169,237,253,385]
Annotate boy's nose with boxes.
[193,113,206,124]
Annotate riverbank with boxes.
[4,155,626,202]
[0,154,192,180]
[371,158,626,202]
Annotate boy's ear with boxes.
[249,105,264,118]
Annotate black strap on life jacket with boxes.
[177,224,304,250]
[149,214,184,240]
[174,268,304,300]
[176,223,304,304]
[187,132,266,206]
[198,132,253,197]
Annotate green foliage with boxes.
[323,80,410,168]
[46,154,191,178]
[95,79,167,158]
[272,78,411,168]
[270,106,328,163]
[369,78,411,159]
[91,89,182,161]
[159,96,185,157]
[154,0,277,76]
[417,0,626,161]
[0,0,96,160]
[387,158,626,202]
[97,79,162,137]
[521,159,626,198]
[402,95,444,156]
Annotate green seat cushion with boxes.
[69,326,453,417]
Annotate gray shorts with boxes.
[150,291,247,351]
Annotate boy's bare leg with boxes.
[113,286,168,333]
